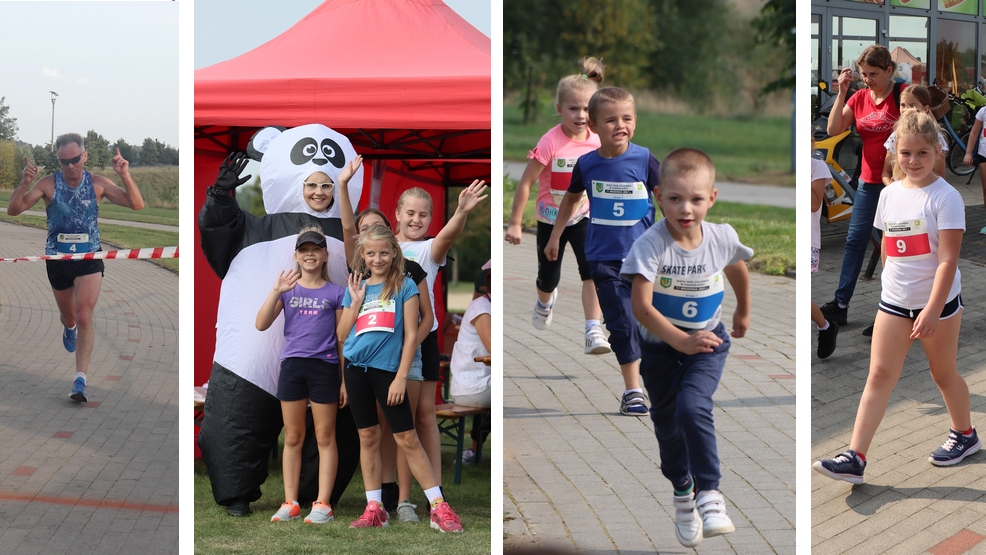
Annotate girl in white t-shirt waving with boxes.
[814,110,978,485]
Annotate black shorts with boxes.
[878,294,963,321]
[45,259,105,291]
[344,364,415,433]
[535,219,591,293]
[276,357,341,404]
[421,330,440,382]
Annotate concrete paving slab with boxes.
[0,222,177,555]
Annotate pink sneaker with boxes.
[350,502,388,529]
[429,501,463,533]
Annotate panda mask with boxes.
[247,124,364,217]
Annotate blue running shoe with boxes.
[63,326,77,353]
[69,377,87,403]
[929,428,981,466]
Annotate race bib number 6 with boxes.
[355,299,397,335]
[651,273,725,329]
[884,218,931,262]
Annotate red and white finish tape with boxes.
[0,246,179,262]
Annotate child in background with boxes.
[814,110,978,485]
[963,94,986,234]
[545,86,660,416]
[256,227,346,524]
[622,148,752,547]
[394,181,488,497]
[339,224,462,532]
[812,136,839,358]
[882,85,947,186]
[504,56,611,354]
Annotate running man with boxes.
[7,133,145,402]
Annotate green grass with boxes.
[504,103,794,186]
[502,178,794,276]
[0,212,179,273]
[194,432,492,555]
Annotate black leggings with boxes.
[535,219,591,293]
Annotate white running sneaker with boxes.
[696,490,735,537]
[673,491,703,547]
[532,290,557,330]
[584,325,612,355]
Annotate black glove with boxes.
[214,152,252,191]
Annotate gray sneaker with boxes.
[397,500,419,522]
[532,290,557,330]
[304,501,333,524]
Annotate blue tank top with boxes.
[46,171,100,255]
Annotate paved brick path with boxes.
[503,235,796,553]
[811,185,986,554]
[0,222,178,555]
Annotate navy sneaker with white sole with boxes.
[929,428,981,466]
[812,449,865,484]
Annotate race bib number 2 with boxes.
[355,299,397,335]
[651,273,725,329]
[884,218,931,261]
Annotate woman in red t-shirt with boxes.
[820,45,902,328]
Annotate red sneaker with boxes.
[350,502,388,529]
[429,501,463,533]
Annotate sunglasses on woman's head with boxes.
[304,182,334,192]
[58,154,84,166]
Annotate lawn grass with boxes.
[0,212,179,273]
[502,178,794,276]
[0,191,179,227]
[503,103,794,186]
[194,431,492,555]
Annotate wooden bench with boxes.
[435,403,490,485]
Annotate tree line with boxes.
[0,96,178,188]
[504,0,794,114]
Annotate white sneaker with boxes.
[584,325,612,354]
[673,491,703,547]
[532,290,557,330]
[696,490,735,537]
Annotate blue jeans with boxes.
[835,180,882,306]
[639,323,730,492]
[588,260,640,365]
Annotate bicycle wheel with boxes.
[948,132,976,176]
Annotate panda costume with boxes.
[198,124,363,515]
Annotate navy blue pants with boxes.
[639,323,730,492]
[588,259,640,365]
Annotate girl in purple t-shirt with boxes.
[256,226,346,524]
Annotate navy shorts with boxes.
[879,294,963,321]
[276,357,341,404]
[589,259,640,365]
[46,259,104,291]
[344,364,415,433]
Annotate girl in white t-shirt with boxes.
[810,134,838,359]
[814,110,978,485]
[881,85,947,186]
[394,180,488,499]
[962,104,986,234]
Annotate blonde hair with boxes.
[659,148,717,188]
[352,224,406,302]
[891,110,942,181]
[556,57,605,106]
[295,225,330,282]
[396,187,433,214]
[588,87,635,124]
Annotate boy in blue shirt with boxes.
[622,148,752,547]
[546,86,660,415]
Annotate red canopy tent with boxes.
[194,0,491,386]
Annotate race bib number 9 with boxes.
[590,180,650,226]
[55,233,91,254]
[651,273,725,329]
[355,299,397,336]
[884,218,931,262]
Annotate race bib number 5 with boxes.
[355,299,397,335]
[884,218,931,262]
[590,180,649,226]
[651,273,725,329]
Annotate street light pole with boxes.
[49,91,58,152]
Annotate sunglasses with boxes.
[58,154,84,166]
[304,182,334,193]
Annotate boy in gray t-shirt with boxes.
[621,148,753,548]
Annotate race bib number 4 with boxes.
[651,273,725,329]
[55,233,91,253]
[590,180,649,226]
[884,218,931,261]
[355,299,397,335]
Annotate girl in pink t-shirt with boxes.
[505,56,611,355]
